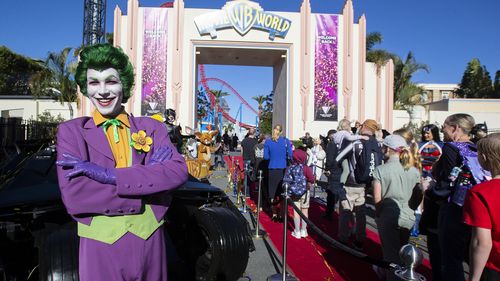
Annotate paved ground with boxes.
[209,151,437,281]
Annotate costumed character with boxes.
[185,138,198,159]
[185,130,219,179]
[164,108,183,153]
[55,44,188,281]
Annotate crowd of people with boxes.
[238,116,498,281]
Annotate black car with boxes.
[0,144,254,281]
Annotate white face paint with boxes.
[86,68,124,117]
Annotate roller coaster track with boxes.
[198,64,257,129]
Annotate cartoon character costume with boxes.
[56,44,188,281]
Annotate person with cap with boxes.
[371,134,421,280]
[335,119,383,250]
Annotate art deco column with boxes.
[300,0,311,130]
[385,59,394,131]
[126,0,139,113]
[172,0,184,114]
[342,0,354,120]
[357,14,366,122]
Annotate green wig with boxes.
[75,44,135,103]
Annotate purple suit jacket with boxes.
[56,115,188,225]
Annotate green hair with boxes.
[75,44,135,103]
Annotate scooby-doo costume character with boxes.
[56,44,188,281]
[185,130,219,179]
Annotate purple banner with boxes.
[141,8,168,116]
[314,14,338,121]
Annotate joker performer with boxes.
[56,44,188,281]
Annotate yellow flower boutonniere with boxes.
[131,130,153,153]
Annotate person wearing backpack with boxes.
[284,148,315,239]
[464,133,500,281]
[371,135,421,281]
[335,119,383,250]
[430,114,491,281]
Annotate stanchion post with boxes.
[253,170,267,239]
[394,244,426,281]
[312,164,317,198]
[236,160,248,213]
[267,183,298,281]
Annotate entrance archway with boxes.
[193,43,290,135]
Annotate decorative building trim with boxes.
[300,0,311,129]
[126,0,139,113]
[358,14,366,122]
[113,5,122,47]
[376,67,381,123]
[342,0,353,120]
[172,0,185,112]
[385,59,394,131]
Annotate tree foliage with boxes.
[37,110,66,123]
[455,58,494,98]
[0,46,44,95]
[493,70,500,98]
[29,47,78,119]
[196,88,211,121]
[258,91,274,135]
[393,52,429,97]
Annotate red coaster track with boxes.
[198,64,257,129]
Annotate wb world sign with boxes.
[194,0,292,40]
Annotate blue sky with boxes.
[1,0,499,123]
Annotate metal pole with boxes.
[267,182,298,281]
[253,170,267,239]
[312,164,317,198]
[240,161,248,213]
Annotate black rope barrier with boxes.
[286,197,399,271]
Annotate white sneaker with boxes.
[291,231,301,239]
[300,229,308,238]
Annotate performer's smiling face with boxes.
[87,68,124,117]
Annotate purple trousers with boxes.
[79,227,167,281]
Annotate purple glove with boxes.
[149,146,173,165]
[56,153,116,185]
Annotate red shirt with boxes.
[463,179,500,272]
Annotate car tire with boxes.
[188,207,250,281]
[38,223,79,281]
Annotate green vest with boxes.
[78,205,163,244]
[77,127,163,244]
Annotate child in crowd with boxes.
[464,133,500,281]
[372,135,421,281]
[289,148,315,239]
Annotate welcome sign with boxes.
[194,0,291,40]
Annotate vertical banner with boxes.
[141,8,168,116]
[314,14,338,121]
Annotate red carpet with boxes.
[247,196,433,281]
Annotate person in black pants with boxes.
[323,129,337,220]
[429,113,476,281]
[241,128,258,195]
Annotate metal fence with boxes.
[0,117,58,147]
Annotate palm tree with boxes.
[366,32,383,52]
[30,47,78,119]
[394,52,429,97]
[394,83,425,125]
[209,89,229,130]
[252,95,266,116]
[223,123,235,133]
